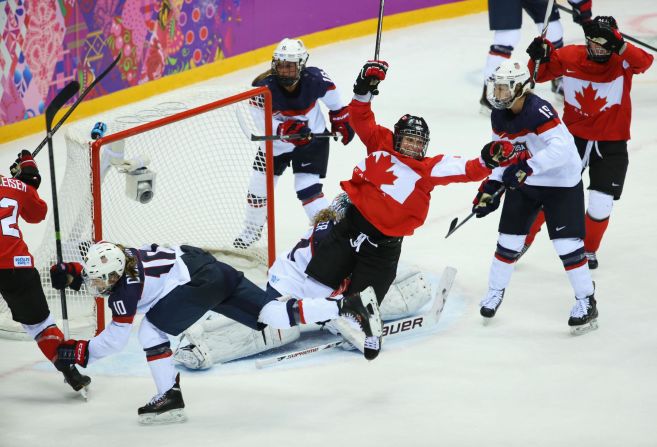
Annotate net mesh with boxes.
[0,87,273,339]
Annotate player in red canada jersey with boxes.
[0,150,90,393]
[305,60,518,357]
[523,16,654,268]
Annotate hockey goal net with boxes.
[0,87,275,339]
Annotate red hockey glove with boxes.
[329,106,355,145]
[10,150,41,189]
[481,141,515,169]
[472,179,504,218]
[50,262,84,291]
[568,0,592,25]
[353,60,389,96]
[502,160,533,189]
[57,339,90,367]
[277,120,311,146]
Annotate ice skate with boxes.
[55,361,91,397]
[568,294,599,335]
[480,288,505,320]
[233,224,263,249]
[479,85,492,115]
[138,373,187,425]
[551,76,564,101]
[585,251,598,270]
[335,287,383,360]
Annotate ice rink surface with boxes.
[1,1,656,445]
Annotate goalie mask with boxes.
[329,192,352,222]
[584,16,619,63]
[83,242,126,296]
[393,115,430,160]
[272,38,309,88]
[486,60,531,110]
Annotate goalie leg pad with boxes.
[380,271,433,321]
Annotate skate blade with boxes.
[570,319,599,336]
[79,385,89,401]
[481,316,494,326]
[138,409,187,425]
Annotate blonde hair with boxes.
[115,244,139,280]
[252,69,273,86]
[312,208,338,226]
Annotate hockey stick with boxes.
[444,186,505,239]
[255,267,457,369]
[32,52,122,158]
[531,0,556,88]
[555,3,657,52]
[374,0,385,59]
[251,131,337,142]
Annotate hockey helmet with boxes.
[486,60,531,110]
[83,241,126,295]
[271,38,309,87]
[393,114,430,159]
[584,16,619,63]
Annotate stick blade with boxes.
[45,81,80,130]
[445,217,458,238]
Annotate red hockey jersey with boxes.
[343,99,490,237]
[531,43,653,141]
[0,176,47,269]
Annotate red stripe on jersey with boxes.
[536,117,561,134]
[495,253,516,264]
[492,127,531,140]
[113,315,135,324]
[489,50,511,58]
[565,258,588,271]
[297,300,307,324]
[147,350,172,362]
[278,101,317,117]
[326,84,336,91]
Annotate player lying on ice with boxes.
[174,193,439,370]
[49,241,382,424]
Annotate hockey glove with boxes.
[568,0,592,25]
[9,150,41,189]
[584,17,625,54]
[329,106,355,145]
[480,141,515,169]
[526,37,555,64]
[57,339,90,368]
[353,60,389,96]
[472,180,504,218]
[502,160,533,189]
[91,121,108,140]
[50,262,84,291]
[277,120,312,146]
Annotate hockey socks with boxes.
[35,324,65,363]
[145,342,177,395]
[584,213,610,254]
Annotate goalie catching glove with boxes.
[277,120,311,146]
[50,262,84,291]
[353,60,388,96]
[10,150,41,189]
[329,106,354,145]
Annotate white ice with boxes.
[1,0,657,445]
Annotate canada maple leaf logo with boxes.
[574,83,608,116]
[363,153,398,189]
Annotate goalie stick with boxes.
[445,186,505,239]
[255,266,457,369]
[33,52,122,158]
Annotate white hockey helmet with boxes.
[486,60,531,110]
[83,241,126,295]
[271,38,309,87]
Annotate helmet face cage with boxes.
[486,60,530,110]
[271,38,309,87]
[83,242,126,296]
[585,17,618,63]
[393,115,430,160]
